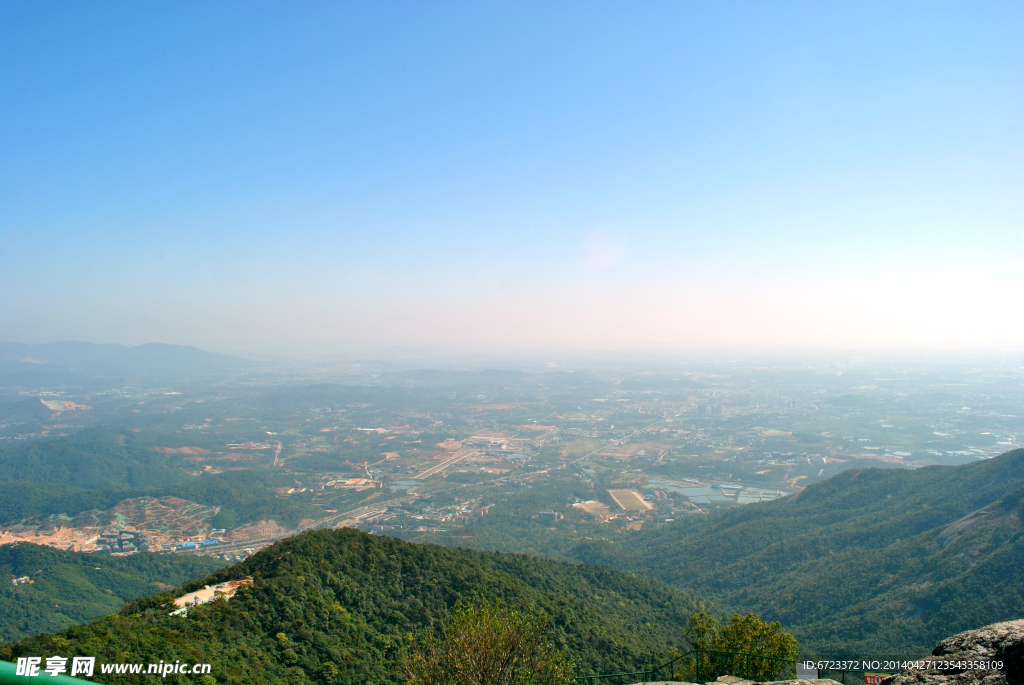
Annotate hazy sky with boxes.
[2,2,1022,357]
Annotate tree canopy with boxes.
[404,601,573,685]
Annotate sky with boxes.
[1,2,1022,358]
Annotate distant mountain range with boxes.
[570,448,1024,657]
[0,341,249,386]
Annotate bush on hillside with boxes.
[403,600,573,685]
[676,610,798,682]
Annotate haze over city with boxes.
[2,2,1022,357]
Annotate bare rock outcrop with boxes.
[886,619,1023,685]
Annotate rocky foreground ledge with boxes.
[883,619,1023,685]
[630,618,1023,685]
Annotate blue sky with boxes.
[1,2,1021,356]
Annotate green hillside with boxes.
[0,543,226,642]
[570,449,1024,657]
[2,529,714,684]
[0,429,322,528]
[0,428,188,491]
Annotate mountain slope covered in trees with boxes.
[0,428,189,490]
[3,529,714,684]
[570,449,1024,657]
[0,543,226,642]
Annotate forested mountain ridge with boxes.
[2,529,714,684]
[0,341,247,382]
[570,449,1024,657]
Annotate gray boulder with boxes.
[886,619,1023,685]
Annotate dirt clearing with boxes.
[608,489,654,511]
